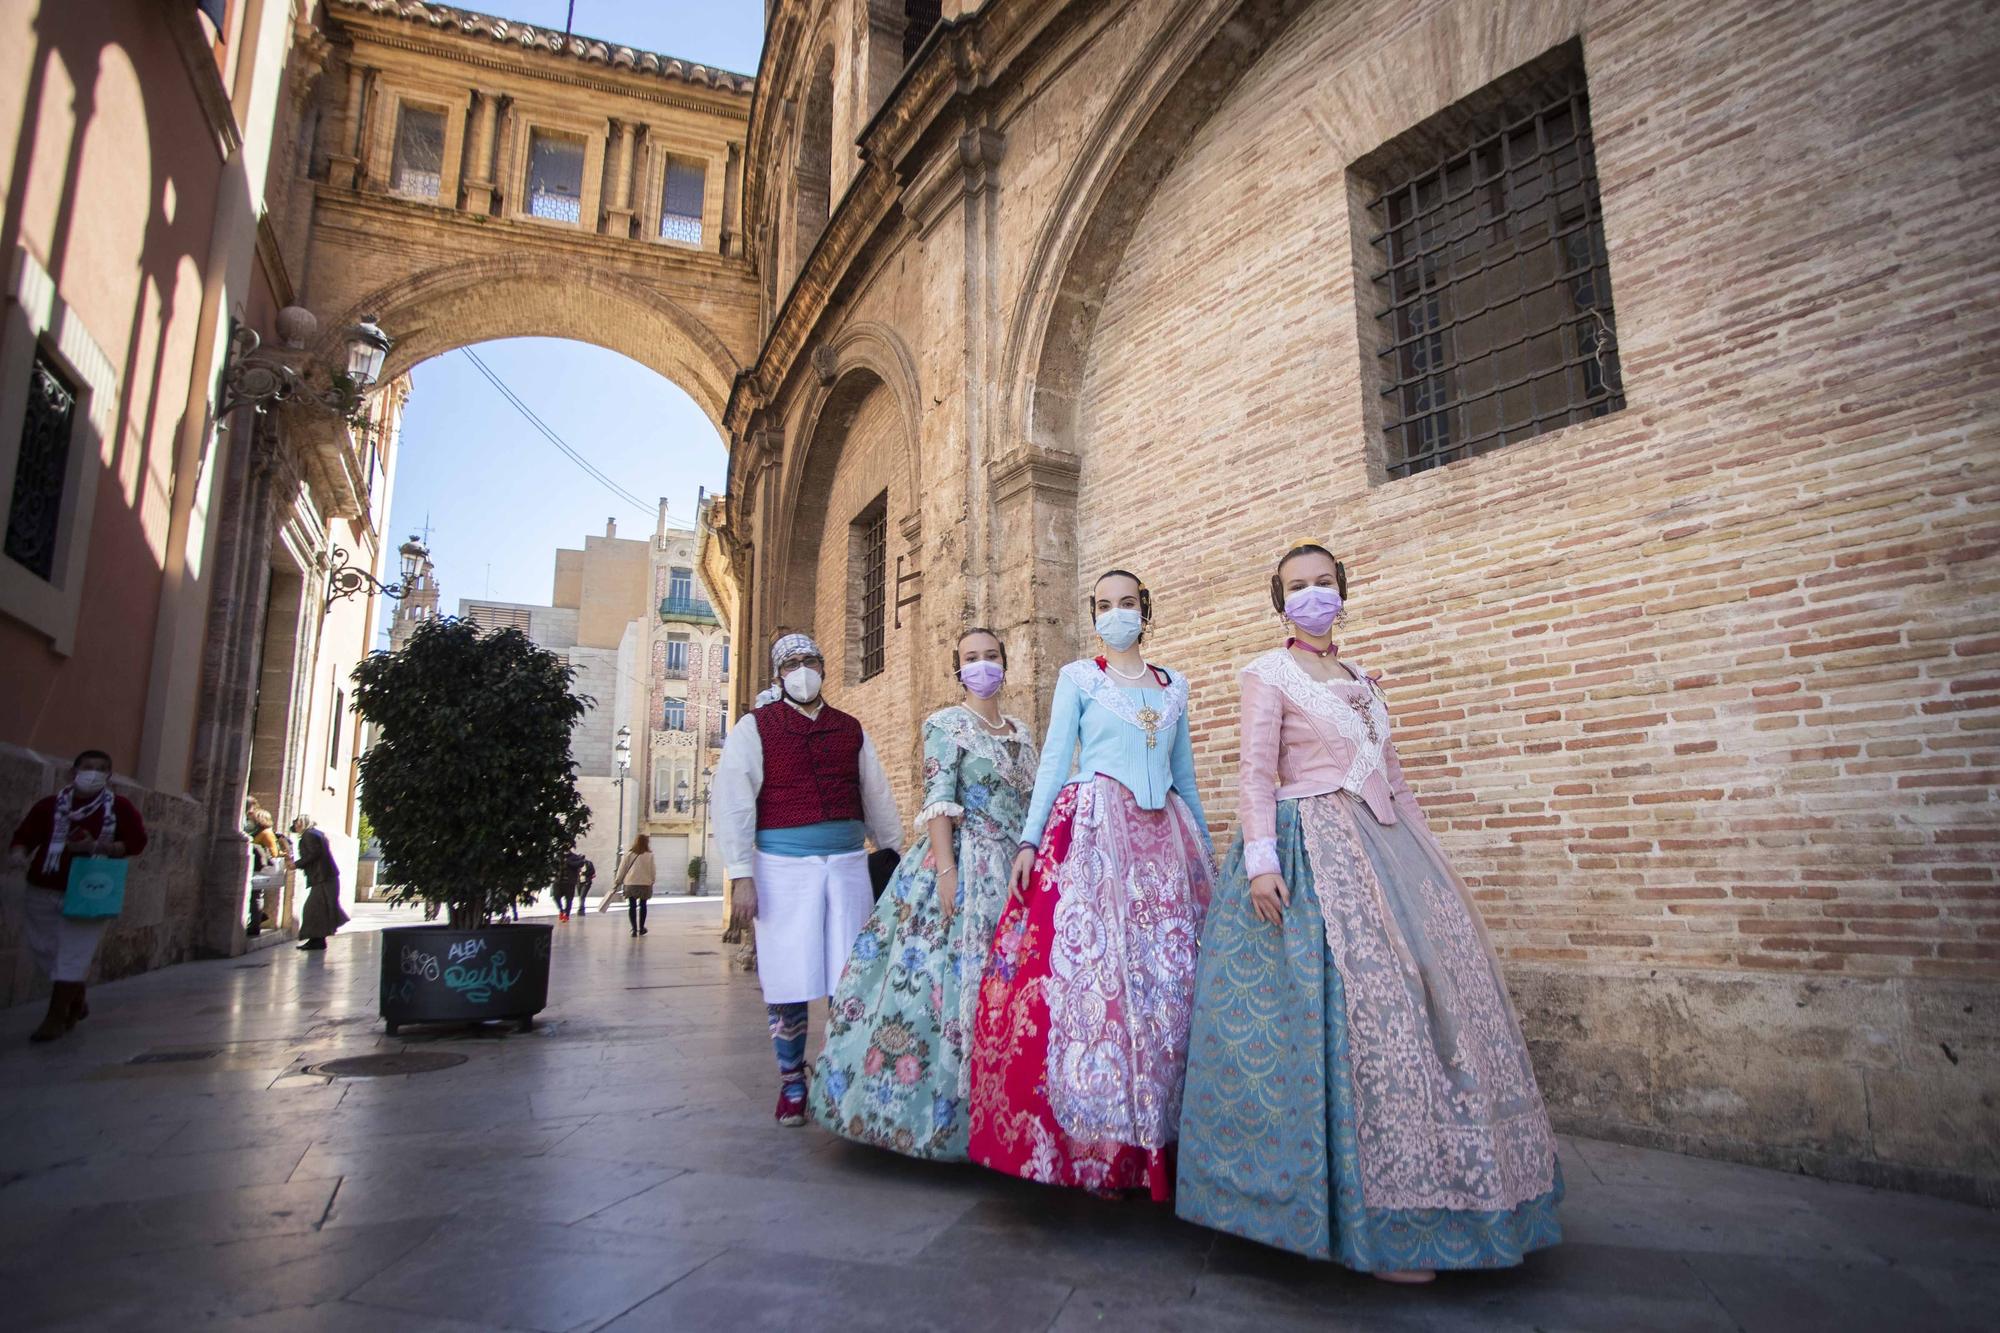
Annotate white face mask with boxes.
[1095,607,1144,652]
[782,665,823,704]
[71,771,108,795]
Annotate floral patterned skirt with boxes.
[811,810,1018,1160]
[967,778,1212,1200]
[1177,793,1562,1270]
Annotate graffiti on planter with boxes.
[401,946,440,981]
[382,978,414,1004]
[443,951,522,1004]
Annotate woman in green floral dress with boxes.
[811,629,1038,1160]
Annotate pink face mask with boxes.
[958,659,1005,698]
[1284,584,1344,635]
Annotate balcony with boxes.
[659,595,719,625]
[662,664,688,680]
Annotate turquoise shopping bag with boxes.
[62,856,127,920]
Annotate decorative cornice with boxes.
[328,0,755,94]
[990,443,1081,506]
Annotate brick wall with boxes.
[1068,0,1998,1196]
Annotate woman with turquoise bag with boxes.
[812,629,1038,1159]
[1177,543,1562,1282]
[968,569,1214,1201]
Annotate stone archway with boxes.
[313,254,744,427]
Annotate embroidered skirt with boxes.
[967,777,1212,1200]
[1177,792,1562,1269]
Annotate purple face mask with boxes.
[1284,584,1344,635]
[958,659,1005,698]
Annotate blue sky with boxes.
[379,3,763,644]
[464,0,763,73]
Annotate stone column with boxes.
[606,119,638,236]
[328,61,368,189]
[187,413,288,957]
[462,90,500,214]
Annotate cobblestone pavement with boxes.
[2,901,1994,1332]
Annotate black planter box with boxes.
[379,923,553,1034]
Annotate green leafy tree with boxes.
[351,617,591,926]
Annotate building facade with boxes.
[643,499,730,892]
[0,1,407,1003]
[711,0,2000,1202]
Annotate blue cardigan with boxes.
[1018,658,1211,851]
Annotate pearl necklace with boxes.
[964,706,1011,734]
[1105,660,1151,682]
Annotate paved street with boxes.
[2,902,1994,1333]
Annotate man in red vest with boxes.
[714,632,904,1125]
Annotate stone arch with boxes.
[312,254,742,426]
[1001,0,1315,458]
[790,320,923,499]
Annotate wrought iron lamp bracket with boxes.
[217,325,365,422]
[324,544,405,612]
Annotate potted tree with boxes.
[351,617,590,1033]
[685,855,704,897]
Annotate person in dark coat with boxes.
[291,814,348,951]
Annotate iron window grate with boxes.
[391,106,445,200]
[5,350,76,582]
[661,162,704,245]
[1367,61,1623,479]
[859,500,887,681]
[528,131,585,223]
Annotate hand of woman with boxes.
[1249,872,1289,926]
[937,864,958,923]
[1008,846,1036,900]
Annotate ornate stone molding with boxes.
[990,443,1081,506]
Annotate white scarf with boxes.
[45,784,114,876]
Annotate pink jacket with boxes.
[1237,648,1426,878]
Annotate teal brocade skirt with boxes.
[1176,796,1563,1271]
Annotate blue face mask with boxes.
[1095,607,1144,651]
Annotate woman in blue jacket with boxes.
[967,569,1213,1201]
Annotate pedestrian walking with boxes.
[967,569,1214,1200]
[247,807,283,934]
[714,631,904,1126]
[613,835,656,936]
[1176,543,1562,1281]
[577,856,596,916]
[812,628,1037,1160]
[553,850,585,921]
[290,814,348,951]
[7,750,149,1042]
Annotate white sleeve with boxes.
[858,732,904,854]
[712,714,765,881]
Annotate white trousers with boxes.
[752,849,873,1005]
[23,889,108,983]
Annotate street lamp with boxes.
[613,725,633,859]
[217,308,393,420]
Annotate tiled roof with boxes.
[331,0,755,93]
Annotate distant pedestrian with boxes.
[247,807,283,934]
[577,856,596,915]
[613,835,655,936]
[7,750,149,1042]
[291,814,348,951]
[553,851,585,921]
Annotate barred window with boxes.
[855,495,887,681]
[4,349,77,582]
[527,131,585,223]
[1360,42,1623,479]
[660,161,705,245]
[390,105,445,200]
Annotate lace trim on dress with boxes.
[1242,649,1391,797]
[926,706,1039,792]
[1063,659,1188,737]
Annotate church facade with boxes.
[713,0,2000,1201]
